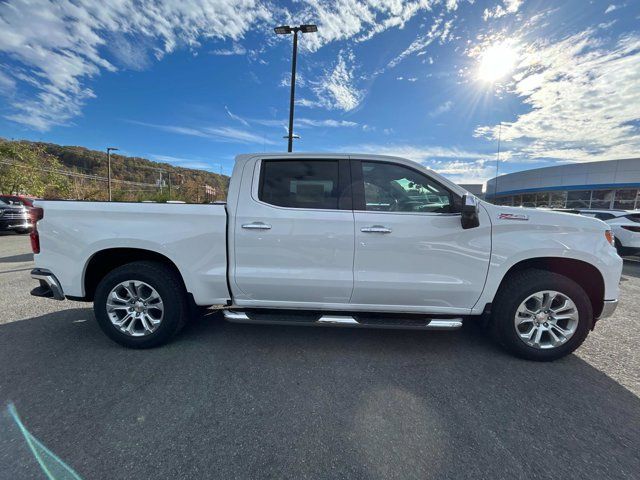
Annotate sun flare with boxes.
[478,42,518,82]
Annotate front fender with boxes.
[471,209,622,314]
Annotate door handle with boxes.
[361,225,392,233]
[242,222,272,230]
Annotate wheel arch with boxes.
[82,248,187,302]
[494,257,605,320]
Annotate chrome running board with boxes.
[316,315,360,325]
[222,310,462,330]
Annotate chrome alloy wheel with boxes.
[106,280,164,337]
[514,290,579,350]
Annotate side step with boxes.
[222,310,462,330]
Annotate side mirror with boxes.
[461,194,480,229]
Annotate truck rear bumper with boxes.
[30,268,65,300]
[597,299,618,320]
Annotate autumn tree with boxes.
[0,140,70,197]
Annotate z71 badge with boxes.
[498,213,529,221]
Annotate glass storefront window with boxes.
[566,190,591,208]
[521,193,536,207]
[613,189,638,210]
[491,188,640,211]
[590,190,613,209]
[550,191,567,208]
[536,192,550,207]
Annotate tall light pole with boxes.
[106,147,118,201]
[274,24,318,152]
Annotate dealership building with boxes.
[484,157,640,210]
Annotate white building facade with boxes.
[484,158,640,210]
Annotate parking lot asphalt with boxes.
[1,232,639,480]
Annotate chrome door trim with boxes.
[360,225,392,233]
[241,222,272,230]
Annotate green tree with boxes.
[0,140,70,197]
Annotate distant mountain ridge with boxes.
[0,138,229,202]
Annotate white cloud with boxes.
[252,117,358,129]
[0,0,272,130]
[429,100,453,116]
[149,154,217,171]
[295,98,324,108]
[297,118,358,128]
[0,67,16,95]
[225,106,249,127]
[129,120,278,145]
[483,0,524,21]
[279,72,306,88]
[604,4,619,14]
[310,50,363,111]
[210,43,247,56]
[475,30,640,162]
[386,16,447,69]
[106,33,153,71]
[0,0,465,129]
[297,0,449,50]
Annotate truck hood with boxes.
[481,202,609,232]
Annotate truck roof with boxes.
[234,152,469,197]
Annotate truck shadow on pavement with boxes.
[1,307,639,480]
[0,252,34,263]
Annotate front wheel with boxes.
[491,269,593,361]
[93,261,189,348]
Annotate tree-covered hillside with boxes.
[0,138,229,203]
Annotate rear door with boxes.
[232,156,355,306]
[349,158,491,314]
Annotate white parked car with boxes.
[576,209,640,256]
[28,153,623,361]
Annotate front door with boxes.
[350,159,491,314]
[233,157,355,306]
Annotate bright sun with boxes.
[478,42,518,82]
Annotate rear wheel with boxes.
[93,261,188,348]
[491,269,592,361]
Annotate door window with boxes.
[259,160,340,210]
[360,161,452,213]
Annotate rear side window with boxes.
[259,160,340,210]
[625,214,640,223]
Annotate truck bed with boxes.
[34,201,230,305]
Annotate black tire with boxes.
[614,238,626,256]
[93,261,189,348]
[14,228,30,234]
[490,269,593,361]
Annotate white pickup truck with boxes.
[30,153,623,361]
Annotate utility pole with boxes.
[494,122,502,200]
[274,24,318,152]
[106,147,118,201]
[287,29,298,153]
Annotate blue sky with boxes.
[0,0,639,183]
